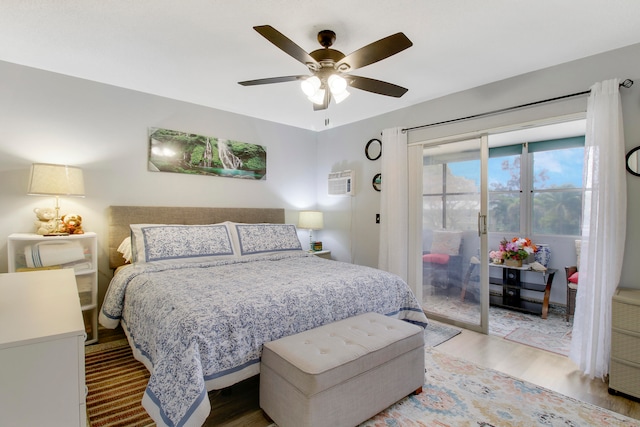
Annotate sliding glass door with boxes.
[417,137,489,333]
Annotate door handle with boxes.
[477,213,487,236]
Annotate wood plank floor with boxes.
[95,325,640,425]
[437,327,640,420]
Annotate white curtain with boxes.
[569,79,627,380]
[378,127,409,282]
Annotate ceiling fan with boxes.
[238,25,413,110]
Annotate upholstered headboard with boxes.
[107,206,286,269]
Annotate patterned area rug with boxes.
[85,339,153,427]
[86,337,639,427]
[424,319,461,347]
[360,347,639,427]
[425,294,574,355]
[505,327,572,356]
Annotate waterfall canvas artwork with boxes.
[148,127,267,180]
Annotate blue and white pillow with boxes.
[234,224,302,255]
[130,224,234,263]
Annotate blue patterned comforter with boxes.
[99,251,427,427]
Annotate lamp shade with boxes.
[301,76,321,97]
[328,74,348,94]
[333,89,350,104]
[28,163,85,197]
[307,88,326,105]
[298,211,323,230]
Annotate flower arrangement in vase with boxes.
[489,250,504,264]
[497,237,537,267]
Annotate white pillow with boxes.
[117,236,133,264]
[430,230,463,255]
[130,223,235,263]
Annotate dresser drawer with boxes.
[611,329,640,364]
[612,299,640,333]
[610,357,640,399]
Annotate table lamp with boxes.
[28,163,85,236]
[298,210,323,251]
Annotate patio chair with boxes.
[423,230,463,294]
[565,240,581,321]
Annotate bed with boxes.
[99,206,428,427]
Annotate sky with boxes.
[447,146,584,190]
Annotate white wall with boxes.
[0,61,319,303]
[2,42,640,308]
[317,42,640,303]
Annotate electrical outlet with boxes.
[376,214,380,224]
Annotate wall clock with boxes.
[365,138,382,161]
[372,173,381,191]
[626,145,640,177]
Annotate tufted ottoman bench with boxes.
[259,312,425,427]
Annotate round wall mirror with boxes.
[365,138,382,161]
[626,146,640,177]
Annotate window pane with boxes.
[447,160,480,193]
[446,195,479,231]
[423,196,443,229]
[533,147,584,190]
[532,190,582,235]
[488,193,520,233]
[488,155,520,191]
[423,164,443,194]
[488,153,521,233]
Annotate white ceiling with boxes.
[2,1,640,131]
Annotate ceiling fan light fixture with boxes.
[307,88,326,105]
[301,76,321,97]
[328,74,348,95]
[333,89,350,104]
[242,26,412,109]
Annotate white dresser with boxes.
[7,232,99,344]
[0,269,87,427]
[610,287,640,400]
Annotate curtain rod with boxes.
[402,78,634,134]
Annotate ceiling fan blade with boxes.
[348,75,409,97]
[254,25,320,68]
[238,75,306,86]
[313,90,331,111]
[337,32,413,71]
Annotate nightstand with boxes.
[7,232,98,344]
[312,250,331,260]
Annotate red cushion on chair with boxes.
[568,272,579,284]
[423,253,450,264]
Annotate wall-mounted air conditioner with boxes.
[328,170,355,196]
